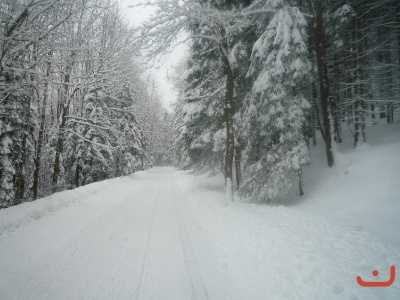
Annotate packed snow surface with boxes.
[1,123,400,299]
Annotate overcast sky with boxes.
[119,0,188,110]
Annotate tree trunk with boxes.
[115,155,120,177]
[298,168,304,196]
[353,21,361,147]
[397,3,400,112]
[331,56,342,143]
[310,0,334,167]
[311,82,318,146]
[354,100,363,147]
[14,101,30,204]
[314,101,325,143]
[15,45,37,203]
[218,27,235,201]
[82,173,87,187]
[234,147,242,190]
[33,57,51,199]
[75,158,80,188]
[52,68,72,192]
[331,92,342,143]
[354,14,366,147]
[312,118,317,146]
[52,109,67,192]
[371,104,376,124]
[385,43,394,124]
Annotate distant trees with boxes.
[139,0,251,200]
[133,78,173,168]
[321,0,400,148]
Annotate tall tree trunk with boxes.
[235,147,242,190]
[310,0,334,166]
[298,168,304,196]
[397,3,400,108]
[75,158,80,188]
[14,98,31,204]
[329,97,342,143]
[314,100,325,143]
[52,57,73,192]
[0,75,16,207]
[15,45,37,203]
[385,33,394,124]
[311,82,318,146]
[115,155,120,177]
[371,104,376,124]
[308,16,317,147]
[353,19,362,147]
[218,27,235,201]
[312,115,317,146]
[52,106,68,192]
[52,50,77,192]
[354,12,366,147]
[332,56,342,143]
[33,57,51,199]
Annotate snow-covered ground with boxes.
[290,121,400,249]
[1,122,400,300]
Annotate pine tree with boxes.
[240,6,311,202]
[112,87,144,176]
[177,42,226,173]
[0,93,16,207]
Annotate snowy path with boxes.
[1,167,400,299]
[0,168,214,300]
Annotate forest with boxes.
[1,0,399,208]
[0,0,171,208]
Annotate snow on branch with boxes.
[66,130,116,150]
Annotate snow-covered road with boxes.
[1,167,399,299]
[0,168,215,300]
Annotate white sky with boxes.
[119,0,188,110]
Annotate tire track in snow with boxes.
[16,183,148,300]
[2,168,224,299]
[135,188,162,299]
[172,179,210,300]
[136,169,207,300]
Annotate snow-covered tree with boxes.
[175,39,226,173]
[0,0,73,207]
[0,0,158,207]
[239,6,311,202]
[112,86,145,175]
[138,0,259,200]
[69,89,114,185]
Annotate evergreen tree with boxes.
[112,87,144,176]
[177,41,226,173]
[240,6,311,201]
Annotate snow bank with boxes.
[291,122,400,247]
[174,167,400,299]
[0,176,128,235]
[172,122,400,299]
